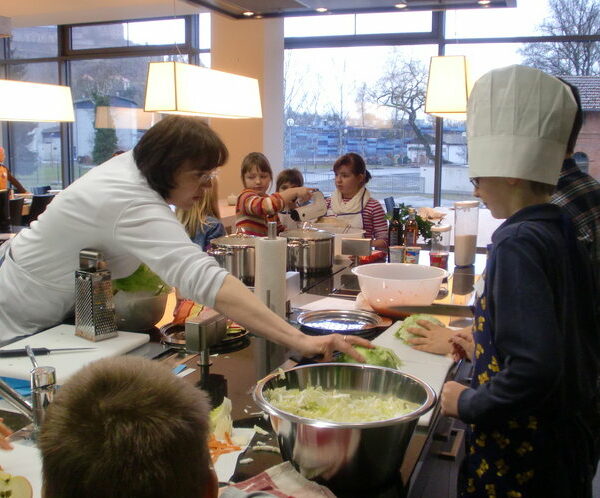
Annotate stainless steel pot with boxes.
[281,229,333,275]
[207,234,256,286]
[253,363,436,493]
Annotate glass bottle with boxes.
[404,208,419,247]
[388,207,403,243]
[429,224,451,270]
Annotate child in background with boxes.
[175,177,225,251]
[276,168,305,231]
[323,152,388,249]
[236,152,313,236]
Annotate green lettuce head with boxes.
[112,264,170,295]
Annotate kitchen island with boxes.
[0,253,483,497]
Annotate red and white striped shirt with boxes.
[235,189,285,236]
[325,196,389,245]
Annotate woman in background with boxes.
[176,177,225,251]
[235,152,312,236]
[323,153,388,249]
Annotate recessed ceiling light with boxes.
[242,11,254,16]
[477,0,491,4]
[395,2,408,8]
[315,7,328,12]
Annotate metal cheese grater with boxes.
[74,248,118,341]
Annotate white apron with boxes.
[0,241,73,340]
[323,188,369,230]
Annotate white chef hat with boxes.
[467,64,578,185]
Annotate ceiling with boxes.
[1,0,516,27]
[187,0,517,19]
[1,0,205,28]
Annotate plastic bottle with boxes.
[404,208,419,247]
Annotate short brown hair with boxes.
[39,356,212,498]
[241,152,272,186]
[276,168,304,191]
[333,153,372,183]
[134,116,228,199]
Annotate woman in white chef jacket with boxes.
[0,116,367,362]
[322,153,388,249]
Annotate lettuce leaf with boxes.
[335,345,402,369]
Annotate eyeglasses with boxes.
[469,177,480,189]
[199,170,219,186]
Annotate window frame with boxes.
[283,10,600,206]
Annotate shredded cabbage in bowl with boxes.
[265,386,420,423]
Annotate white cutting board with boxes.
[0,324,149,382]
[373,321,454,427]
[0,442,42,498]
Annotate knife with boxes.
[0,347,96,358]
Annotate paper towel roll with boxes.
[254,236,287,318]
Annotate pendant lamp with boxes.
[425,55,471,121]
[144,61,262,119]
[0,79,75,122]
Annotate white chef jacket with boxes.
[0,151,228,341]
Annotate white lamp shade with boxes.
[144,62,262,119]
[425,56,471,121]
[95,106,161,129]
[0,79,75,122]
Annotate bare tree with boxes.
[355,82,369,157]
[519,0,600,75]
[370,53,433,160]
[284,51,321,120]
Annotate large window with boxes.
[0,15,208,190]
[284,45,437,207]
[284,0,600,208]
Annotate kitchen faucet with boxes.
[0,364,57,440]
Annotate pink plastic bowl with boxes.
[351,263,447,316]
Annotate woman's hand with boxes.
[441,381,468,418]
[406,320,456,355]
[449,331,475,362]
[296,333,373,363]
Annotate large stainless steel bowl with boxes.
[253,363,436,493]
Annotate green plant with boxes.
[385,202,434,244]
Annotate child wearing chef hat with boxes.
[441,65,599,497]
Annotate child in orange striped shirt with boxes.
[235,152,313,236]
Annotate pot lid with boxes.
[211,234,257,247]
[296,309,392,334]
[281,229,333,240]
